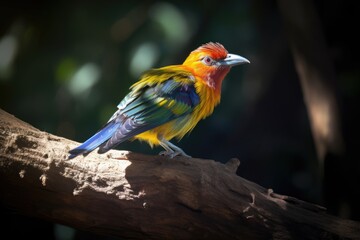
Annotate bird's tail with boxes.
[68,121,121,159]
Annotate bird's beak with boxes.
[218,54,250,67]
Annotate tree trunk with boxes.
[277,0,344,164]
[0,108,359,239]
[277,0,351,220]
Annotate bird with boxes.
[68,42,249,159]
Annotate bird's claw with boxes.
[159,151,191,159]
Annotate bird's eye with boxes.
[202,56,214,66]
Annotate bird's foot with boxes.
[159,150,191,159]
[158,138,192,158]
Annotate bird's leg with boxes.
[158,140,175,156]
[158,137,191,158]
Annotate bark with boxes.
[0,108,359,240]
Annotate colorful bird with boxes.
[68,42,249,159]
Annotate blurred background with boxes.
[0,0,359,239]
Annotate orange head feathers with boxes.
[183,42,249,93]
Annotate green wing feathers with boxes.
[99,67,200,152]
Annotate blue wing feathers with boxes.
[158,81,200,107]
[68,121,120,158]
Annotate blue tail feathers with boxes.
[68,121,121,159]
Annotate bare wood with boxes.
[0,108,359,239]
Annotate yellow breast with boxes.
[134,77,220,146]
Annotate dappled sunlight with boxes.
[149,2,192,47]
[0,34,18,80]
[67,152,141,200]
[311,99,331,149]
[55,58,78,84]
[129,42,160,78]
[128,2,194,78]
[67,63,101,97]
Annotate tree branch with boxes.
[0,108,359,239]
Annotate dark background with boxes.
[1,0,359,239]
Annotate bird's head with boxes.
[183,42,249,93]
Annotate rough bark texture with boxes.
[0,108,359,240]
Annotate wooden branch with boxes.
[0,108,359,239]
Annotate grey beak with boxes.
[219,53,250,67]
